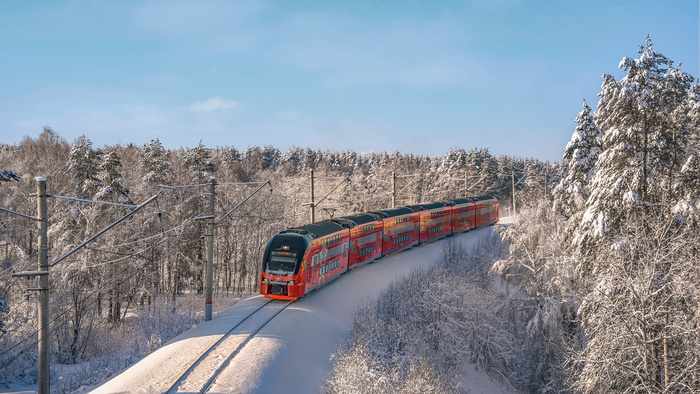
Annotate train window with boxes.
[429,209,445,217]
[428,225,445,234]
[360,224,375,234]
[358,233,377,246]
[319,258,340,276]
[393,234,411,245]
[427,216,447,227]
[324,243,344,261]
[322,234,342,247]
[359,245,374,257]
[268,251,298,273]
[391,223,413,236]
[394,216,411,224]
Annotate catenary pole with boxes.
[511,169,516,216]
[392,172,396,208]
[36,177,49,394]
[464,171,468,197]
[309,169,315,223]
[205,176,215,321]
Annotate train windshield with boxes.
[268,251,297,273]
[262,233,310,276]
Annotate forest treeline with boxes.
[326,37,700,393]
[0,125,554,387]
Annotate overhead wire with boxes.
[0,178,281,370]
[0,236,168,369]
[0,254,32,277]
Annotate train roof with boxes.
[449,198,475,205]
[369,207,414,218]
[470,195,496,202]
[332,213,381,228]
[406,202,447,211]
[281,220,344,239]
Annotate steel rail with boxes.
[164,299,288,394]
[200,300,294,393]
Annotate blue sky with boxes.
[1,0,697,162]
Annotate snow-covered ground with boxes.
[89,223,513,393]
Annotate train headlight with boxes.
[263,278,269,283]
[289,281,295,285]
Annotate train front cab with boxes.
[260,230,311,300]
[332,213,384,270]
[449,198,476,233]
[261,221,350,300]
[371,207,419,256]
[407,202,452,243]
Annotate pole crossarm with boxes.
[396,175,420,196]
[215,180,272,225]
[34,194,137,208]
[0,206,42,221]
[217,181,269,186]
[157,184,212,196]
[11,270,49,278]
[314,176,350,207]
[49,195,159,268]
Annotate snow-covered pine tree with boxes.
[142,138,172,185]
[478,149,500,197]
[465,148,483,196]
[67,135,101,199]
[671,83,700,222]
[552,99,601,232]
[573,36,696,266]
[184,140,216,182]
[261,145,281,171]
[96,146,132,203]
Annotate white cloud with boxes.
[188,97,240,113]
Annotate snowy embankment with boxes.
[93,221,514,393]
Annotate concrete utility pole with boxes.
[511,169,516,216]
[464,171,468,197]
[205,176,215,321]
[6,177,48,394]
[36,177,49,394]
[309,169,315,223]
[391,172,396,208]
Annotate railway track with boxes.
[165,299,294,393]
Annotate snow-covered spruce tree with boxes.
[0,297,7,334]
[67,135,101,199]
[260,145,281,171]
[552,99,601,224]
[571,37,700,392]
[96,146,132,203]
[142,138,172,185]
[479,150,501,197]
[184,140,215,183]
[573,36,696,267]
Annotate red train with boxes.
[260,196,499,300]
